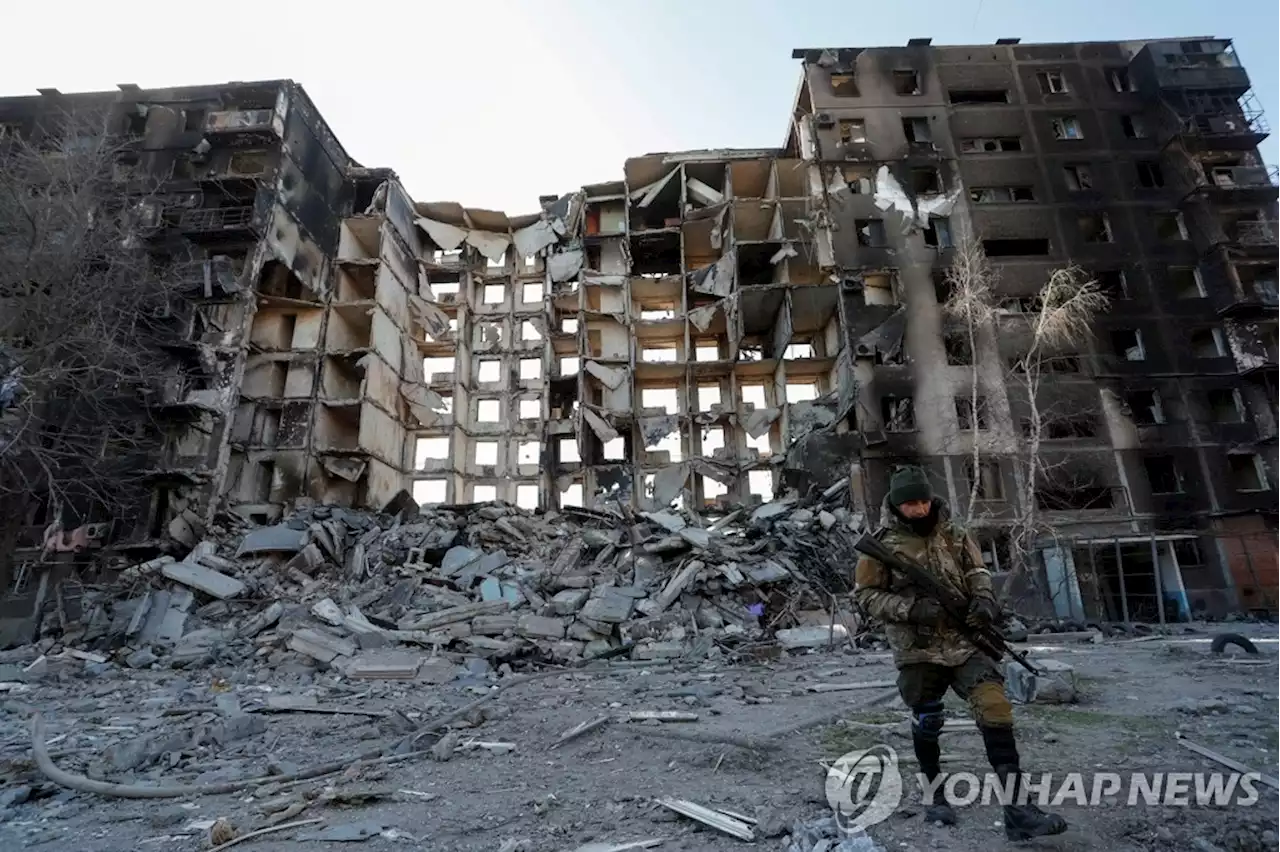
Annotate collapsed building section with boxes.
[0,35,1276,635]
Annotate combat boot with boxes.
[923,784,956,826]
[994,764,1068,841]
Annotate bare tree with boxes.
[943,236,1108,598]
[0,107,188,579]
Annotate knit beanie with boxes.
[889,465,933,506]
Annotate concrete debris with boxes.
[15,481,878,672]
[1004,658,1078,704]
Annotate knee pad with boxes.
[911,700,946,739]
[969,681,1014,727]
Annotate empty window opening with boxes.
[561,483,584,507]
[971,186,1036,203]
[967,460,1004,501]
[1190,327,1227,358]
[483,284,505,304]
[432,249,463,265]
[560,356,579,376]
[1063,164,1093,191]
[698,384,722,411]
[1036,482,1113,511]
[910,168,942,194]
[748,470,774,501]
[960,136,1022,153]
[486,250,506,268]
[1154,213,1187,241]
[1125,391,1165,425]
[702,477,727,505]
[519,398,540,419]
[1096,269,1128,300]
[982,238,1050,256]
[839,119,867,144]
[1038,71,1069,94]
[784,342,815,359]
[1041,415,1098,439]
[436,394,454,415]
[516,484,539,509]
[844,165,875,194]
[650,432,683,463]
[893,69,921,95]
[829,72,859,97]
[1112,328,1145,360]
[1145,456,1184,494]
[641,387,679,414]
[1039,355,1083,374]
[955,397,988,430]
[522,283,543,303]
[746,431,772,457]
[1170,267,1204,299]
[1121,115,1148,138]
[944,330,972,364]
[1207,389,1245,423]
[788,382,819,403]
[702,426,725,456]
[1228,454,1268,491]
[518,441,539,465]
[474,485,497,502]
[862,272,896,306]
[559,438,580,463]
[602,437,625,460]
[521,321,542,341]
[1109,68,1135,92]
[924,217,953,248]
[855,219,887,247]
[882,395,916,431]
[999,296,1040,313]
[640,307,677,321]
[695,343,720,361]
[642,346,678,363]
[1051,116,1083,140]
[520,358,542,381]
[412,479,446,505]
[183,108,206,132]
[475,441,498,466]
[561,317,578,334]
[414,437,450,467]
[1136,161,1165,188]
[432,279,460,299]
[477,399,500,422]
[1078,213,1113,243]
[949,89,1009,105]
[478,360,501,383]
[424,356,455,380]
[902,117,932,143]
[740,384,767,410]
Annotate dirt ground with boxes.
[0,624,1276,852]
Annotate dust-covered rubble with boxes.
[12,488,878,679]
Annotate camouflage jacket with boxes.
[853,496,995,668]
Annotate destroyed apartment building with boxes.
[0,37,1276,644]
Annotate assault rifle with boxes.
[853,529,1039,675]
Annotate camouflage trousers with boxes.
[896,652,1014,728]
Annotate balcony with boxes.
[1218,270,1279,318]
[1184,164,1279,205]
[203,108,280,138]
[1148,46,1251,94]
[178,206,256,235]
[1234,219,1279,248]
[1162,95,1270,151]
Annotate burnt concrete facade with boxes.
[1,39,1275,626]
[786,38,1277,621]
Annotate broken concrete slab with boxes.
[776,625,848,649]
[1005,658,1078,704]
[288,629,357,663]
[160,561,246,600]
[516,614,567,640]
[236,525,307,557]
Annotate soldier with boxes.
[854,465,1068,840]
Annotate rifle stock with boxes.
[853,530,1039,676]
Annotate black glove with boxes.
[966,596,998,629]
[908,597,943,626]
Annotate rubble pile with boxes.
[22,491,868,677]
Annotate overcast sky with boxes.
[3,0,1276,213]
